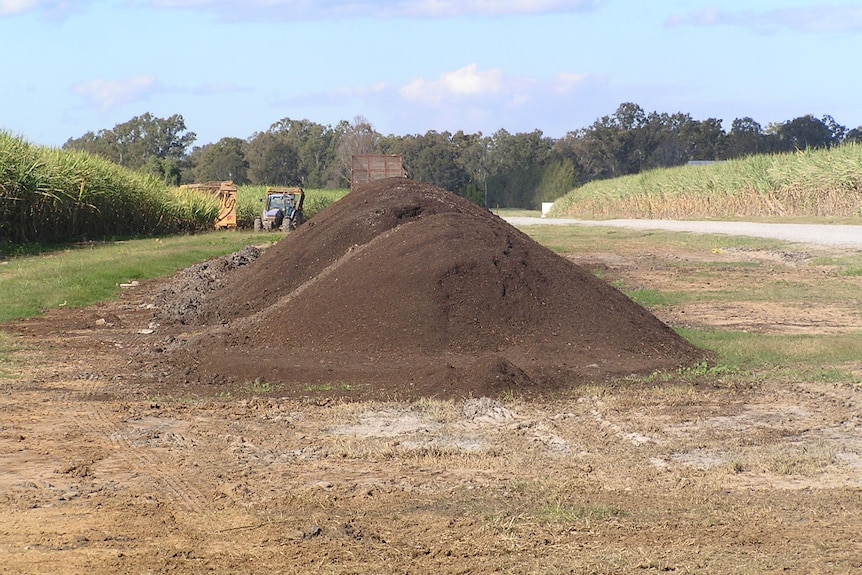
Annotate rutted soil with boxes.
[1,183,861,573]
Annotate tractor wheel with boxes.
[292,212,304,229]
[254,217,262,232]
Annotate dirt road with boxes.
[1,234,861,573]
[507,217,862,249]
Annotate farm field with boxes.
[2,189,862,573]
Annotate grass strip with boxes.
[0,232,275,323]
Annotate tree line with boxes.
[63,103,862,209]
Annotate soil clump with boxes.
[155,178,708,399]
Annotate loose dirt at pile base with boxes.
[2,186,862,573]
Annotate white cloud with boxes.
[400,64,502,105]
[147,0,220,7]
[333,82,390,98]
[71,75,159,111]
[0,0,37,16]
[378,0,598,18]
[193,81,245,95]
[142,0,598,20]
[398,66,596,108]
[772,5,862,33]
[0,0,89,19]
[666,4,862,34]
[274,65,599,138]
[554,72,588,94]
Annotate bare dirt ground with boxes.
[2,220,862,572]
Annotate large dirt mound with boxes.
[162,178,708,399]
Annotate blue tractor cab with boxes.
[254,187,305,232]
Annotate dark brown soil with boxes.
[147,178,708,400]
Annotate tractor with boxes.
[254,187,305,232]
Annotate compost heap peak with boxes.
[169,178,708,399]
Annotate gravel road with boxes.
[505,217,862,250]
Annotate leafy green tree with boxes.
[574,103,652,178]
[144,156,183,187]
[565,105,731,182]
[384,130,471,194]
[63,113,196,185]
[461,183,485,206]
[486,129,553,208]
[246,131,301,185]
[535,159,577,203]
[58,105,858,198]
[452,131,490,186]
[679,117,726,160]
[845,126,862,143]
[614,102,648,131]
[771,114,844,152]
[63,113,192,169]
[639,111,688,168]
[726,117,765,158]
[268,117,340,187]
[821,115,846,143]
[644,136,688,167]
[551,132,589,186]
[192,137,249,184]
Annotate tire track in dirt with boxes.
[9,323,221,518]
[578,395,660,448]
[51,374,211,515]
[87,405,208,514]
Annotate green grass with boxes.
[492,207,542,218]
[523,225,789,255]
[245,379,276,395]
[0,232,277,323]
[618,286,681,307]
[810,252,862,276]
[304,382,354,393]
[539,501,626,525]
[680,328,862,379]
[0,330,19,379]
[619,277,860,309]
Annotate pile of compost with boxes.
[161,178,708,399]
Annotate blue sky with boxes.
[2,0,861,148]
